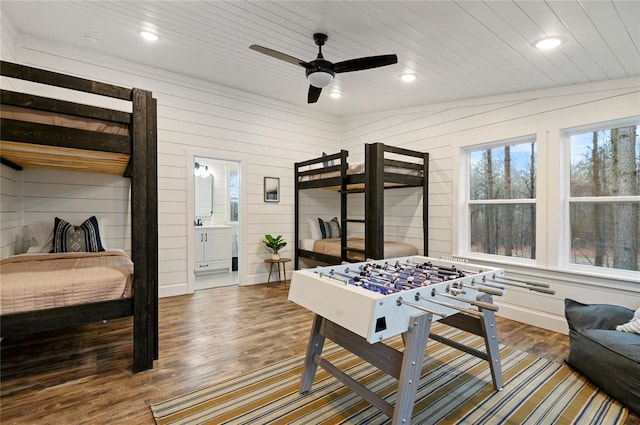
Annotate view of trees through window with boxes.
[569,124,639,271]
[229,170,239,222]
[469,140,537,259]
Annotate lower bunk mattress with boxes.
[306,237,418,261]
[0,250,133,315]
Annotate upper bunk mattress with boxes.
[0,250,133,315]
[299,162,422,182]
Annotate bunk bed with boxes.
[294,143,428,267]
[0,61,158,373]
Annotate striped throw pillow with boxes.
[50,216,105,253]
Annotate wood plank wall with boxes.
[340,79,640,332]
[1,19,637,333]
[0,32,341,295]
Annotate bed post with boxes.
[294,162,300,270]
[147,96,159,360]
[423,152,429,256]
[339,150,348,262]
[365,143,385,259]
[131,88,155,372]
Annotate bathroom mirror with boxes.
[195,173,214,218]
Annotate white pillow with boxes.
[306,217,322,240]
[26,221,54,253]
[616,307,640,335]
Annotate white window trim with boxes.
[458,135,538,267]
[559,117,640,279]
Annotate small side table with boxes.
[264,257,292,285]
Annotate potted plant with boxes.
[263,234,287,260]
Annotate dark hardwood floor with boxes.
[1,284,637,424]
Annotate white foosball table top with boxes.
[289,256,505,343]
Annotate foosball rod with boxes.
[396,296,448,318]
[414,292,483,318]
[434,291,499,312]
[488,276,556,295]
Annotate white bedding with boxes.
[299,161,422,181]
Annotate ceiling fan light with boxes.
[308,71,333,88]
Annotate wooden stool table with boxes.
[264,257,292,285]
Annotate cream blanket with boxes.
[1,250,133,315]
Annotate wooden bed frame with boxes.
[294,143,429,267]
[0,61,158,373]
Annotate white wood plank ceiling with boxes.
[2,1,639,116]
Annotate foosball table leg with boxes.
[393,312,433,424]
[299,314,325,394]
[478,295,503,390]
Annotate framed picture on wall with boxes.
[264,177,280,203]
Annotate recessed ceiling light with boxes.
[84,35,98,44]
[400,73,417,82]
[329,91,341,99]
[139,30,159,42]
[534,36,564,50]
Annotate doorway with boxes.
[187,151,246,293]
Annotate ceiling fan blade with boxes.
[249,45,308,68]
[308,85,322,103]
[334,54,398,73]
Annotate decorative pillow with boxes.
[616,307,640,335]
[50,216,105,253]
[306,217,322,240]
[318,217,340,238]
[329,217,341,238]
[322,152,334,167]
[318,217,331,239]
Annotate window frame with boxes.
[460,135,538,266]
[561,117,640,278]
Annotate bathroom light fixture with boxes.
[534,36,564,50]
[139,30,159,42]
[400,73,416,82]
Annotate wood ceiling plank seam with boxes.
[376,1,527,94]
[452,1,567,89]
[579,1,640,76]
[482,1,583,86]
[514,2,605,85]
[401,1,541,94]
[610,1,640,55]
[524,1,624,80]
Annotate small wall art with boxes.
[264,177,280,203]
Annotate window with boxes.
[466,138,537,259]
[566,122,639,272]
[229,170,239,223]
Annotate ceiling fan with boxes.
[249,33,398,104]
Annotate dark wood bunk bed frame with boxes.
[294,143,429,268]
[0,61,158,372]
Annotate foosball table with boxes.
[288,255,553,424]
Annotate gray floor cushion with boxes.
[565,298,640,415]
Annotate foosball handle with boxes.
[478,286,504,297]
[472,299,499,312]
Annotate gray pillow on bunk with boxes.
[318,217,341,238]
[50,216,105,253]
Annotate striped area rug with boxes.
[150,325,628,424]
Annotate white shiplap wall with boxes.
[1,33,340,296]
[340,78,640,332]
